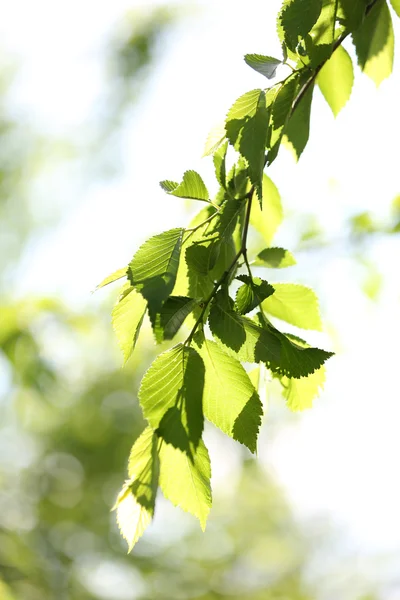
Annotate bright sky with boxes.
[2,0,400,569]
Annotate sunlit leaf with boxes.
[235,275,275,314]
[203,122,226,157]
[254,247,296,268]
[159,437,211,530]
[160,170,209,201]
[317,46,354,116]
[281,366,326,411]
[194,334,262,452]
[151,296,197,343]
[352,0,394,86]
[128,228,184,313]
[138,344,204,449]
[250,174,283,245]
[283,82,314,160]
[96,267,127,291]
[262,283,322,330]
[278,0,323,51]
[112,286,147,364]
[115,484,153,552]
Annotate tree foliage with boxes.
[98,0,399,550]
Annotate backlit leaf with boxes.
[194,335,262,452]
[317,46,354,116]
[159,437,211,530]
[115,484,153,552]
[235,275,275,314]
[151,296,198,343]
[112,286,147,364]
[96,267,127,290]
[352,0,394,86]
[254,247,296,268]
[283,81,314,160]
[278,0,323,51]
[138,344,204,450]
[161,170,209,201]
[203,122,226,157]
[281,366,326,411]
[128,228,184,313]
[262,283,322,330]
[250,174,283,245]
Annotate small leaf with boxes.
[262,283,322,331]
[235,275,275,314]
[317,46,354,116]
[244,54,282,79]
[112,287,147,364]
[226,89,261,122]
[267,75,298,165]
[161,170,209,201]
[194,335,263,452]
[250,174,283,245]
[138,344,204,450]
[151,296,197,343]
[128,228,184,313]
[96,267,127,291]
[283,81,314,160]
[352,0,394,86]
[213,141,228,188]
[281,366,326,411]
[203,123,226,157]
[254,247,296,268]
[159,437,211,530]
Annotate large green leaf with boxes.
[128,228,184,313]
[115,427,159,551]
[160,170,209,201]
[352,0,394,86]
[235,275,275,315]
[194,335,263,452]
[95,267,127,291]
[281,366,326,411]
[112,286,147,364]
[138,343,204,450]
[254,247,296,268]
[267,75,298,165]
[225,89,269,200]
[278,0,323,51]
[250,174,283,245]
[244,54,282,79]
[208,294,331,378]
[317,46,354,116]
[159,437,211,530]
[262,283,322,330]
[283,81,314,160]
[151,296,198,343]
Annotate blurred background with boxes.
[1,0,400,598]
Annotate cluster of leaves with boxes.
[97,0,399,550]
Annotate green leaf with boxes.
[194,335,263,452]
[244,54,282,79]
[160,170,209,201]
[159,437,211,530]
[128,228,184,313]
[208,294,332,378]
[352,0,394,86]
[278,0,323,51]
[115,427,159,551]
[186,239,220,275]
[267,75,298,165]
[96,267,127,290]
[283,81,314,160]
[112,286,147,364]
[338,0,368,31]
[262,283,322,330]
[317,46,354,116]
[138,343,204,450]
[250,174,283,245]
[390,0,400,18]
[281,366,326,411]
[203,122,226,157]
[213,141,228,188]
[235,275,275,314]
[150,296,198,343]
[225,89,270,200]
[254,247,296,268]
